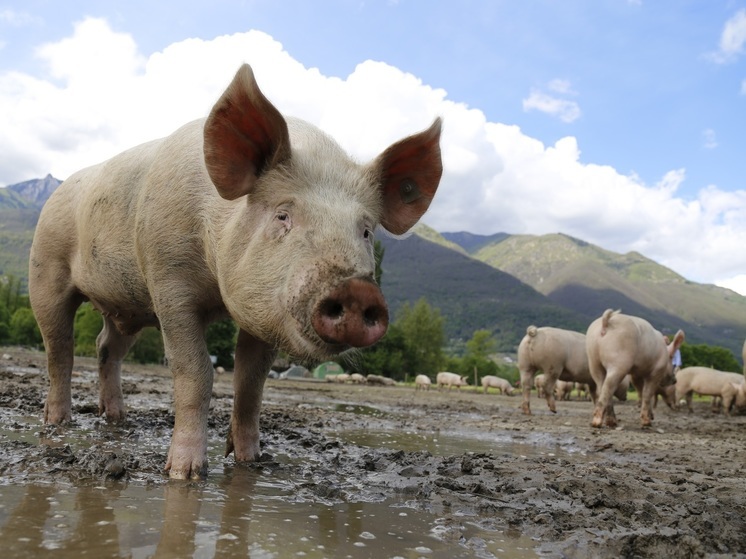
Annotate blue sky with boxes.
[2,1,746,293]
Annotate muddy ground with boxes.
[1,347,745,558]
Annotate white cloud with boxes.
[702,128,718,149]
[708,9,746,63]
[0,8,39,26]
[3,18,746,295]
[522,84,581,123]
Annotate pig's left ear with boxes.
[373,118,443,235]
[204,64,291,200]
[668,330,685,354]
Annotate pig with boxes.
[414,374,432,391]
[436,371,468,390]
[349,373,366,384]
[534,373,547,397]
[517,325,625,415]
[674,366,746,416]
[325,374,338,383]
[481,375,513,395]
[586,309,684,428]
[724,382,746,413]
[554,380,573,401]
[576,382,591,401]
[366,374,395,386]
[28,64,443,480]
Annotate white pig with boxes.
[586,309,684,428]
[517,325,625,415]
[674,366,745,416]
[29,64,443,479]
[414,374,432,391]
[534,373,547,397]
[554,380,574,401]
[481,375,514,395]
[436,372,468,390]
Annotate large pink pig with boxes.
[29,64,443,479]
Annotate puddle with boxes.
[332,403,389,418]
[0,408,541,558]
[0,461,540,559]
[334,428,584,459]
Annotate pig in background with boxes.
[481,375,514,395]
[586,309,684,429]
[675,366,746,416]
[414,374,432,391]
[29,63,443,480]
[436,371,468,390]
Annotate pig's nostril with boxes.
[363,306,384,327]
[320,299,344,319]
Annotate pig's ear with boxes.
[668,330,685,355]
[204,64,291,200]
[374,118,443,235]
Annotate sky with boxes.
[1,1,746,293]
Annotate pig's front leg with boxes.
[226,329,276,462]
[162,323,216,480]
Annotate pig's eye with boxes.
[275,211,292,231]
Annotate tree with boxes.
[351,322,406,378]
[0,301,10,344]
[128,327,165,364]
[374,240,385,286]
[10,307,42,347]
[679,343,741,373]
[396,298,444,376]
[0,274,24,315]
[74,303,103,357]
[206,318,238,368]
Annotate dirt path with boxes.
[1,347,745,558]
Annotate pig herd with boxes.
[517,309,746,427]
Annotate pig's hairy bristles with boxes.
[338,348,364,371]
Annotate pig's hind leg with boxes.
[29,262,82,425]
[95,316,137,420]
[226,329,277,462]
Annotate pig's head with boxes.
[734,383,746,411]
[203,64,443,360]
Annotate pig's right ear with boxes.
[374,118,443,235]
[204,64,291,200]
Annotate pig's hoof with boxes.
[166,461,208,480]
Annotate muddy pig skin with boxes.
[436,371,468,390]
[586,309,684,429]
[414,374,432,391]
[29,64,443,480]
[675,366,746,416]
[481,375,513,395]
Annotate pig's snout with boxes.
[312,278,389,348]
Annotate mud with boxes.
[1,347,745,558]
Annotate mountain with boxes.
[446,231,746,356]
[380,226,587,350]
[441,231,509,253]
[0,175,62,284]
[2,174,62,207]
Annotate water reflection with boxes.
[0,462,539,558]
